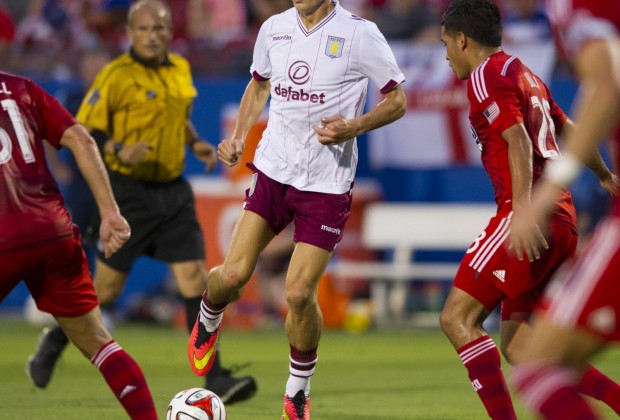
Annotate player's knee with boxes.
[285,287,314,312]
[439,305,470,339]
[439,307,455,336]
[221,266,252,290]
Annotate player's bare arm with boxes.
[564,40,620,164]
[218,78,270,166]
[503,123,548,262]
[313,85,406,145]
[59,124,131,258]
[186,121,217,172]
[557,118,620,195]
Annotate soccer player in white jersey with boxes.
[187,1,406,418]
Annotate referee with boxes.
[27,0,257,404]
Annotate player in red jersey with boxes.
[511,0,620,418]
[438,1,620,418]
[0,71,157,419]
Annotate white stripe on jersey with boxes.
[501,55,517,76]
[472,59,490,103]
[469,213,512,272]
[547,218,620,327]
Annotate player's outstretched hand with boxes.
[192,140,218,172]
[218,138,244,167]
[313,115,360,145]
[99,211,131,258]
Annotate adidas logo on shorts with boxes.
[492,269,506,282]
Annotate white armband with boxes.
[544,153,582,186]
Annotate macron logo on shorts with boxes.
[321,225,341,235]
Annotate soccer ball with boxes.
[166,388,226,420]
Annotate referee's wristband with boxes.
[544,153,582,186]
[113,142,123,156]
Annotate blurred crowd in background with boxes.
[0,0,554,80]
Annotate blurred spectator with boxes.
[186,0,247,46]
[501,0,551,45]
[338,0,374,18]
[0,1,15,55]
[165,0,190,54]
[184,0,288,77]
[373,0,439,43]
[80,0,130,54]
[12,0,93,79]
[247,0,290,31]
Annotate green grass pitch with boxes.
[2,319,620,419]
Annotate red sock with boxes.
[457,336,516,419]
[578,365,620,415]
[91,341,157,420]
[513,362,598,420]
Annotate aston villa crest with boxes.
[325,36,344,58]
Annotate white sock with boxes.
[286,374,311,398]
[285,353,317,398]
[199,300,226,333]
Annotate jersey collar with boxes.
[129,48,174,69]
[296,1,339,37]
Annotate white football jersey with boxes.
[250,1,405,194]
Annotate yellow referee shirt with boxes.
[77,50,197,182]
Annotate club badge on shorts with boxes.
[325,36,345,59]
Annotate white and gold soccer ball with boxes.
[166,388,226,420]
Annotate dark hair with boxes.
[441,0,502,47]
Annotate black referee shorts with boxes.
[95,171,206,273]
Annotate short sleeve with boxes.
[31,81,76,148]
[358,23,405,94]
[76,66,115,134]
[470,69,523,134]
[250,19,272,81]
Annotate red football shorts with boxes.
[454,208,577,321]
[0,227,98,318]
[542,216,620,342]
